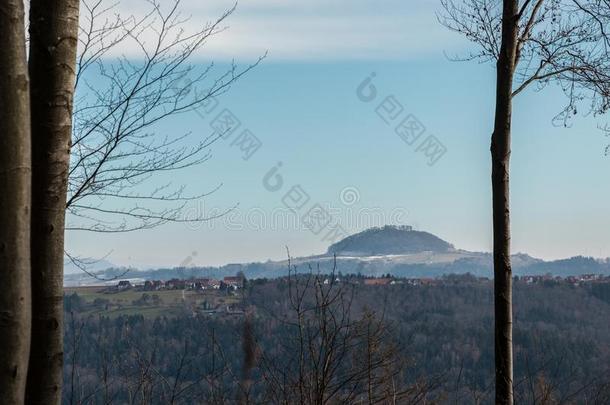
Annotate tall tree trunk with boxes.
[492,1,519,404]
[0,0,32,402]
[27,1,80,403]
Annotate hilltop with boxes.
[327,225,454,256]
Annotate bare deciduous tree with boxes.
[25,0,261,400]
[440,0,610,403]
[0,0,32,402]
[64,314,242,404]
[257,259,433,404]
[27,1,81,403]
[67,0,263,234]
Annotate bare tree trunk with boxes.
[27,1,80,403]
[492,1,519,404]
[0,0,32,402]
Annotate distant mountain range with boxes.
[64,225,610,286]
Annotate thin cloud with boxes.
[105,0,465,61]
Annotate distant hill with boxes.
[327,225,454,256]
[523,256,609,277]
[64,226,610,286]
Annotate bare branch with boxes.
[67,0,264,234]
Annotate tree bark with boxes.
[0,0,32,402]
[27,1,80,403]
[492,1,519,404]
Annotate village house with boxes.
[143,280,164,291]
[565,274,604,285]
[521,275,542,284]
[580,274,603,282]
[192,278,221,290]
[520,274,555,284]
[223,276,244,290]
[142,278,226,291]
[322,277,341,285]
[364,278,393,286]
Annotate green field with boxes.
[64,286,242,318]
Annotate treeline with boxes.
[64,274,610,403]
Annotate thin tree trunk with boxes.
[26,1,80,403]
[0,0,32,402]
[492,1,519,404]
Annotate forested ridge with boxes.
[63,274,610,403]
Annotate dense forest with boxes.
[63,274,610,404]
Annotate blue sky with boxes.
[65,0,610,268]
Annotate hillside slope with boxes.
[327,225,454,256]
